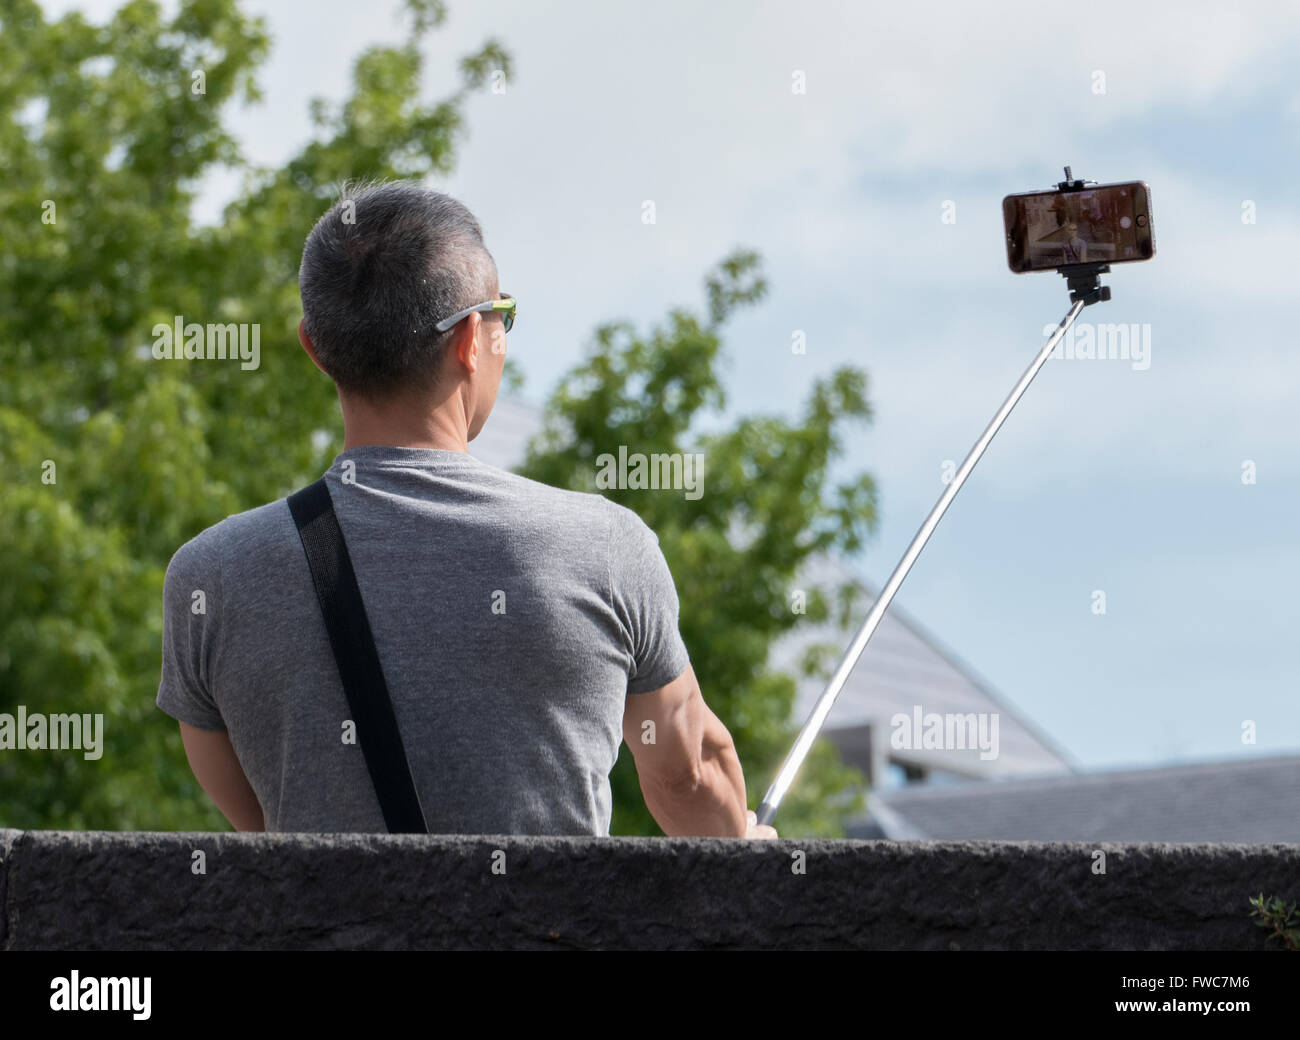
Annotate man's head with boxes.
[297,180,507,441]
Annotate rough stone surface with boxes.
[0,828,18,949]
[2,831,1296,950]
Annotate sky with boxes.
[47,0,1300,773]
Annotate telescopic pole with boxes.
[755,288,1100,828]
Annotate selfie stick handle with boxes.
[755,295,1092,828]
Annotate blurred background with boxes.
[2,0,1296,838]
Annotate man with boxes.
[1062,221,1088,265]
[157,180,776,840]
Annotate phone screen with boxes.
[1003,181,1154,273]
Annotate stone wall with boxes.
[2,829,1295,950]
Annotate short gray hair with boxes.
[298,180,498,398]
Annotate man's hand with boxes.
[745,810,777,839]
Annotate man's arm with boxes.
[157,532,261,829]
[178,722,265,831]
[622,664,773,838]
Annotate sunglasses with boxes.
[433,293,517,335]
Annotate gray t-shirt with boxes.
[156,445,691,835]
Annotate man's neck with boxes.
[339,387,471,453]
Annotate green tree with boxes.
[520,250,878,836]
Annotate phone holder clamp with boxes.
[1060,262,1111,307]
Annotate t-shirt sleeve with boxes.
[606,504,691,694]
[156,531,227,731]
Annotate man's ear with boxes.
[298,318,328,376]
[452,313,482,375]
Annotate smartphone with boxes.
[1003,180,1154,273]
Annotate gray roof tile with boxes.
[861,755,1300,842]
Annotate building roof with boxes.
[855,754,1300,842]
[772,553,1074,781]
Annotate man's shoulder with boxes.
[164,499,294,579]
[472,459,627,527]
[468,463,672,566]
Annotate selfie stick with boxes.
[755,169,1110,828]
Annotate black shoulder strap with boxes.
[287,478,428,834]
